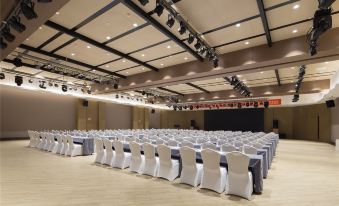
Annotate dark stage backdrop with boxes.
[204,108,264,132]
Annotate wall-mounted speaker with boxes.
[151,109,155,113]
[326,100,335,108]
[83,100,88,107]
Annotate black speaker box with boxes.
[83,100,88,107]
[326,100,335,108]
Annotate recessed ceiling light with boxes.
[293,4,300,10]
[160,63,164,66]
[260,71,264,74]
[290,80,293,83]
[141,67,145,70]
[133,23,138,27]
[237,74,242,77]
[184,57,188,60]
[126,71,129,74]
[39,26,42,30]
[141,54,145,57]
[86,45,91,49]
[122,60,126,63]
[106,36,111,40]
[26,38,29,41]
[245,41,250,45]
[106,53,110,56]
[167,45,171,49]
[56,12,60,15]
[292,29,298,33]
[236,23,241,27]
[71,53,75,56]
[325,61,329,64]
[105,65,109,68]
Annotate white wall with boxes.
[0,85,77,139]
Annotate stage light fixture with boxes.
[21,1,38,19]
[237,103,242,109]
[142,91,146,95]
[13,58,23,67]
[154,1,164,17]
[28,79,33,83]
[178,21,186,35]
[0,38,7,49]
[113,83,118,89]
[87,89,91,94]
[1,25,15,42]
[194,41,201,50]
[166,15,175,28]
[9,16,26,33]
[189,105,193,110]
[39,81,46,89]
[15,75,23,86]
[187,34,194,44]
[62,85,67,92]
[264,101,269,108]
[292,94,300,102]
[254,101,258,108]
[213,56,219,68]
[0,73,5,80]
[138,0,149,6]
[54,83,59,87]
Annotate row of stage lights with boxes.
[0,0,52,49]
[0,72,92,94]
[224,76,251,97]
[169,100,270,111]
[138,0,219,68]
[292,65,306,102]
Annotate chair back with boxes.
[253,142,263,149]
[180,146,196,167]
[221,144,237,152]
[103,138,113,152]
[243,145,257,155]
[113,140,124,155]
[142,138,151,143]
[94,137,103,152]
[67,135,74,147]
[226,151,250,175]
[130,141,141,158]
[234,141,244,148]
[167,139,178,147]
[157,144,171,164]
[181,140,194,148]
[202,142,217,150]
[156,139,165,145]
[56,135,62,143]
[62,135,68,144]
[201,149,221,173]
[143,143,156,159]
[217,139,227,146]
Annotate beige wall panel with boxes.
[105,103,132,130]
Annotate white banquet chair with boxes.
[226,152,253,200]
[94,137,105,164]
[179,146,203,187]
[44,133,52,151]
[221,144,237,152]
[181,140,194,148]
[129,141,145,173]
[157,144,179,181]
[142,143,159,177]
[202,142,217,150]
[243,145,257,155]
[167,139,179,147]
[200,149,227,193]
[156,139,165,145]
[53,135,62,154]
[66,136,83,157]
[60,135,68,155]
[112,140,131,169]
[103,138,114,165]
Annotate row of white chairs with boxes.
[28,131,83,157]
[94,138,253,200]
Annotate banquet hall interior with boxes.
[1,0,339,205]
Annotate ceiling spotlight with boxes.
[73,87,77,91]
[21,1,38,19]
[166,15,175,28]
[254,101,258,108]
[138,0,149,6]
[154,1,164,17]
[54,83,59,87]
[87,89,91,94]
[237,103,242,109]
[189,105,193,110]
[1,25,15,42]
[15,75,23,86]
[194,41,201,50]
[116,94,119,99]
[48,82,53,87]
[0,73,5,80]
[13,58,23,67]
[187,34,194,44]
[178,21,186,35]
[62,85,67,92]
[0,38,7,49]
[9,16,26,33]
